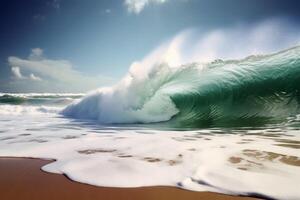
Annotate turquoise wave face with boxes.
[0,95,26,105]
[167,46,300,127]
[63,46,300,128]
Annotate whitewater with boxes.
[1,45,300,199]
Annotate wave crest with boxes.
[62,46,300,127]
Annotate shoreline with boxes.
[0,157,258,200]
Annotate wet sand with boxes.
[0,157,258,200]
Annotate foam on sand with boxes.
[0,111,300,199]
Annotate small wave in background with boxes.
[0,93,83,115]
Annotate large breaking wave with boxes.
[63,46,300,127]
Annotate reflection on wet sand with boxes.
[229,149,300,172]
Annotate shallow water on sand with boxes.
[0,109,300,200]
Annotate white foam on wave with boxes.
[62,63,182,123]
[0,112,300,199]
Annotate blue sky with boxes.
[1,0,300,92]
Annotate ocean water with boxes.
[1,46,300,199]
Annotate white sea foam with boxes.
[0,112,300,199]
[62,72,180,123]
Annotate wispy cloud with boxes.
[125,0,168,14]
[30,48,44,58]
[11,67,24,79]
[33,0,61,22]
[48,0,61,10]
[11,65,41,81]
[29,73,42,81]
[33,14,46,21]
[8,49,114,92]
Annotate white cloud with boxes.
[11,67,23,79]
[30,48,43,58]
[49,0,61,9]
[11,66,42,81]
[125,0,168,14]
[105,9,111,14]
[29,73,42,81]
[8,49,114,92]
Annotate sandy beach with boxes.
[0,157,259,200]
